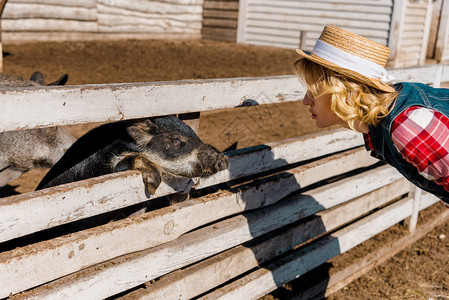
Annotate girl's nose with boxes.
[302,92,314,106]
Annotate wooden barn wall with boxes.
[1,0,204,42]
[389,0,433,68]
[236,0,393,50]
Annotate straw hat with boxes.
[296,25,395,92]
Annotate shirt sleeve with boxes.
[391,106,449,195]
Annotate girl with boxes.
[295,25,449,206]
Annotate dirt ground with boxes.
[2,39,448,299]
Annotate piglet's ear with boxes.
[126,119,160,146]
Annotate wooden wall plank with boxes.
[202,27,236,41]
[98,0,203,15]
[11,166,403,299]
[2,19,97,32]
[245,20,388,39]
[246,13,390,31]
[3,3,97,20]
[248,1,392,14]
[8,0,96,7]
[116,179,409,300]
[204,1,239,10]
[247,0,393,5]
[203,9,239,19]
[248,6,391,22]
[97,4,203,22]
[0,164,400,298]
[97,14,201,32]
[1,31,201,43]
[203,18,237,28]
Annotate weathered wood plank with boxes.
[0,76,305,132]
[2,19,97,32]
[196,129,363,189]
[199,193,439,299]
[8,0,96,7]
[97,14,201,31]
[0,164,400,298]
[117,179,409,300]
[1,31,201,43]
[3,3,97,20]
[202,27,236,41]
[204,1,239,10]
[11,166,403,299]
[0,171,191,243]
[203,9,239,19]
[203,18,237,29]
[97,4,203,22]
[98,0,203,14]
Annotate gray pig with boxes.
[0,72,76,189]
[36,115,228,196]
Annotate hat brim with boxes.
[296,49,395,93]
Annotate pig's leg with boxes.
[113,153,162,195]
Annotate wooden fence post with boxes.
[432,64,443,87]
[388,0,407,68]
[409,184,423,234]
[420,0,434,65]
[236,0,248,43]
[0,0,8,73]
[300,31,308,49]
[435,0,449,62]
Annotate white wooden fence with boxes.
[1,64,449,299]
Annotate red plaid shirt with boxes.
[365,106,449,208]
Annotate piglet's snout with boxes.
[196,144,229,177]
[215,153,228,171]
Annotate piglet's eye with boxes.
[170,137,184,148]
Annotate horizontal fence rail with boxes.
[1,64,447,299]
[0,64,448,132]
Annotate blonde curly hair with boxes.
[293,59,399,131]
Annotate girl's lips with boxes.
[311,114,317,119]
